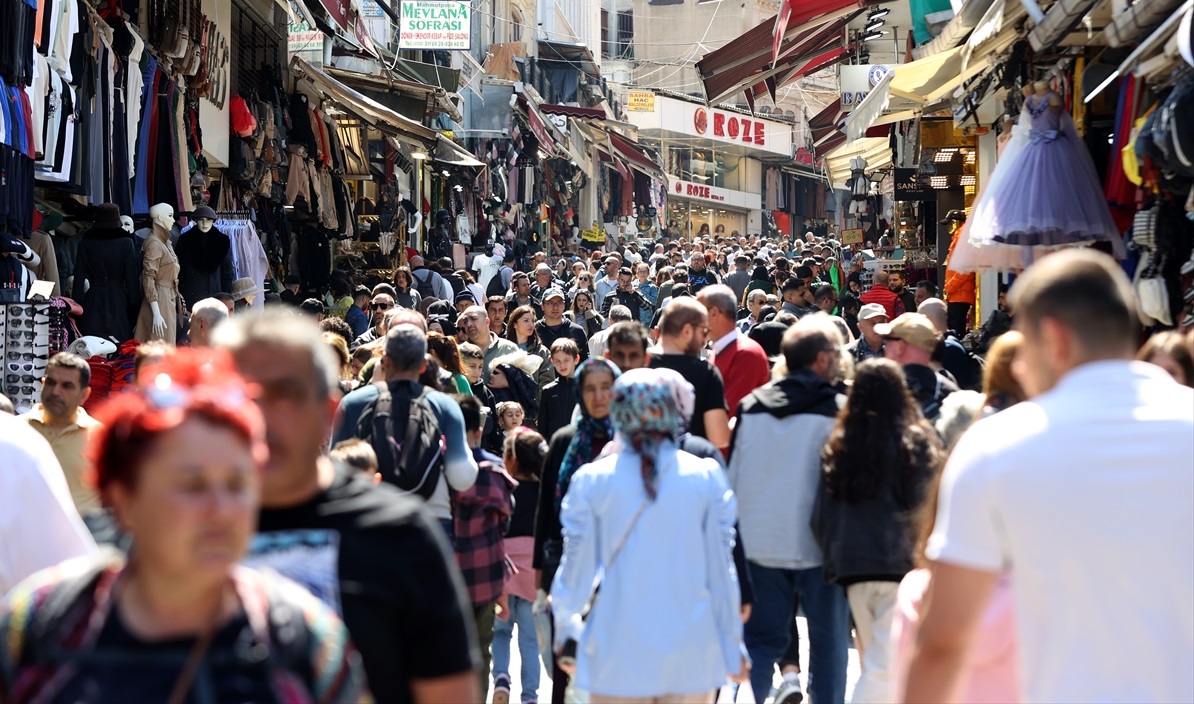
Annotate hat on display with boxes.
[192,205,218,221]
[858,303,889,322]
[874,313,941,354]
[230,278,261,301]
[542,288,566,302]
[229,95,257,138]
[940,209,967,224]
[93,203,124,229]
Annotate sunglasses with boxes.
[8,362,45,373]
[372,303,392,310]
[7,330,47,341]
[6,316,51,329]
[5,385,37,396]
[7,352,47,361]
[5,373,38,384]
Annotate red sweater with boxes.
[860,285,906,320]
[712,334,772,416]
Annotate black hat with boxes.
[940,209,967,224]
[192,205,218,221]
[92,203,124,229]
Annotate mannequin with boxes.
[73,203,140,340]
[134,203,182,343]
[176,204,234,311]
[120,216,134,234]
[430,208,453,261]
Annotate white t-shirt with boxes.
[472,253,501,292]
[928,360,1194,703]
[0,416,97,596]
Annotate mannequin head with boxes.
[1033,80,1047,95]
[192,205,218,234]
[149,203,175,232]
[120,216,134,234]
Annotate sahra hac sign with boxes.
[399,1,471,50]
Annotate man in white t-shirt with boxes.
[472,245,504,292]
[906,250,1194,704]
[0,414,97,595]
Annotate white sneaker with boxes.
[770,677,804,704]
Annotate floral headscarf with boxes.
[606,368,694,500]
[555,358,621,511]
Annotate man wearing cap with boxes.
[536,288,589,361]
[454,290,477,315]
[847,303,888,363]
[600,267,654,324]
[875,312,959,420]
[593,255,622,309]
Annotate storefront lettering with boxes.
[674,180,725,201]
[694,108,766,147]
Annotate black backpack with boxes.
[486,267,509,297]
[357,381,446,499]
[413,268,438,300]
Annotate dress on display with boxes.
[967,91,1124,256]
[133,226,180,343]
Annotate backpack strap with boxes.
[368,383,396,482]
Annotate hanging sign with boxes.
[840,228,864,245]
[894,167,933,201]
[840,64,893,111]
[627,90,655,112]
[399,1,471,50]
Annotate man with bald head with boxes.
[457,305,517,381]
[649,297,731,448]
[919,297,982,390]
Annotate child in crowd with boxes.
[538,338,581,441]
[329,438,379,482]
[492,428,548,704]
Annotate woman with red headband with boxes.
[0,350,367,704]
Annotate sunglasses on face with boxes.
[372,303,391,310]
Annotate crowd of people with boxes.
[2,231,1192,704]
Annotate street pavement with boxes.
[488,615,862,703]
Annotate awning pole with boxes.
[1017,0,1046,24]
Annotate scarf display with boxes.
[555,358,621,511]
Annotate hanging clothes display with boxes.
[216,217,270,310]
[967,87,1125,257]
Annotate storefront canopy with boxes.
[435,135,486,169]
[695,0,876,105]
[824,137,891,188]
[290,56,437,148]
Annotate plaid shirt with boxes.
[452,448,516,607]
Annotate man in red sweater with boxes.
[698,285,772,417]
[860,268,906,320]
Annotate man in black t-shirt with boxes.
[648,297,730,449]
[216,310,479,704]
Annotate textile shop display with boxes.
[133,212,181,343]
[176,208,235,310]
[71,204,140,341]
[1,303,52,413]
[967,84,1125,257]
[216,217,269,310]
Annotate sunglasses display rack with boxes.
[2,304,52,414]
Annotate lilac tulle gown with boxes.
[967,91,1125,258]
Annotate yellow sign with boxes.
[627,90,655,112]
[841,228,864,245]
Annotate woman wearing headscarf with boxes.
[551,368,748,702]
[533,357,619,704]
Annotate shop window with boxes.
[615,11,634,59]
[668,146,742,190]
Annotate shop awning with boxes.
[538,40,601,78]
[540,104,606,119]
[911,0,998,59]
[516,94,569,157]
[589,128,666,181]
[1101,0,1192,91]
[1028,0,1102,51]
[824,137,891,188]
[434,135,486,169]
[844,46,991,139]
[290,56,437,147]
[324,63,463,123]
[696,0,872,105]
[1106,0,1186,47]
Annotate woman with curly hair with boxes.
[812,358,943,703]
[391,266,422,310]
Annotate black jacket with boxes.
[536,319,590,361]
[175,226,234,311]
[600,285,653,323]
[538,376,578,443]
[811,432,939,586]
[72,224,141,341]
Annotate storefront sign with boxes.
[794,147,819,168]
[362,0,385,17]
[318,0,350,31]
[840,64,892,112]
[625,95,793,158]
[840,228,864,245]
[668,175,762,211]
[399,1,471,50]
[627,90,654,112]
[894,167,933,201]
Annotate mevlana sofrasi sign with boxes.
[399,1,471,50]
